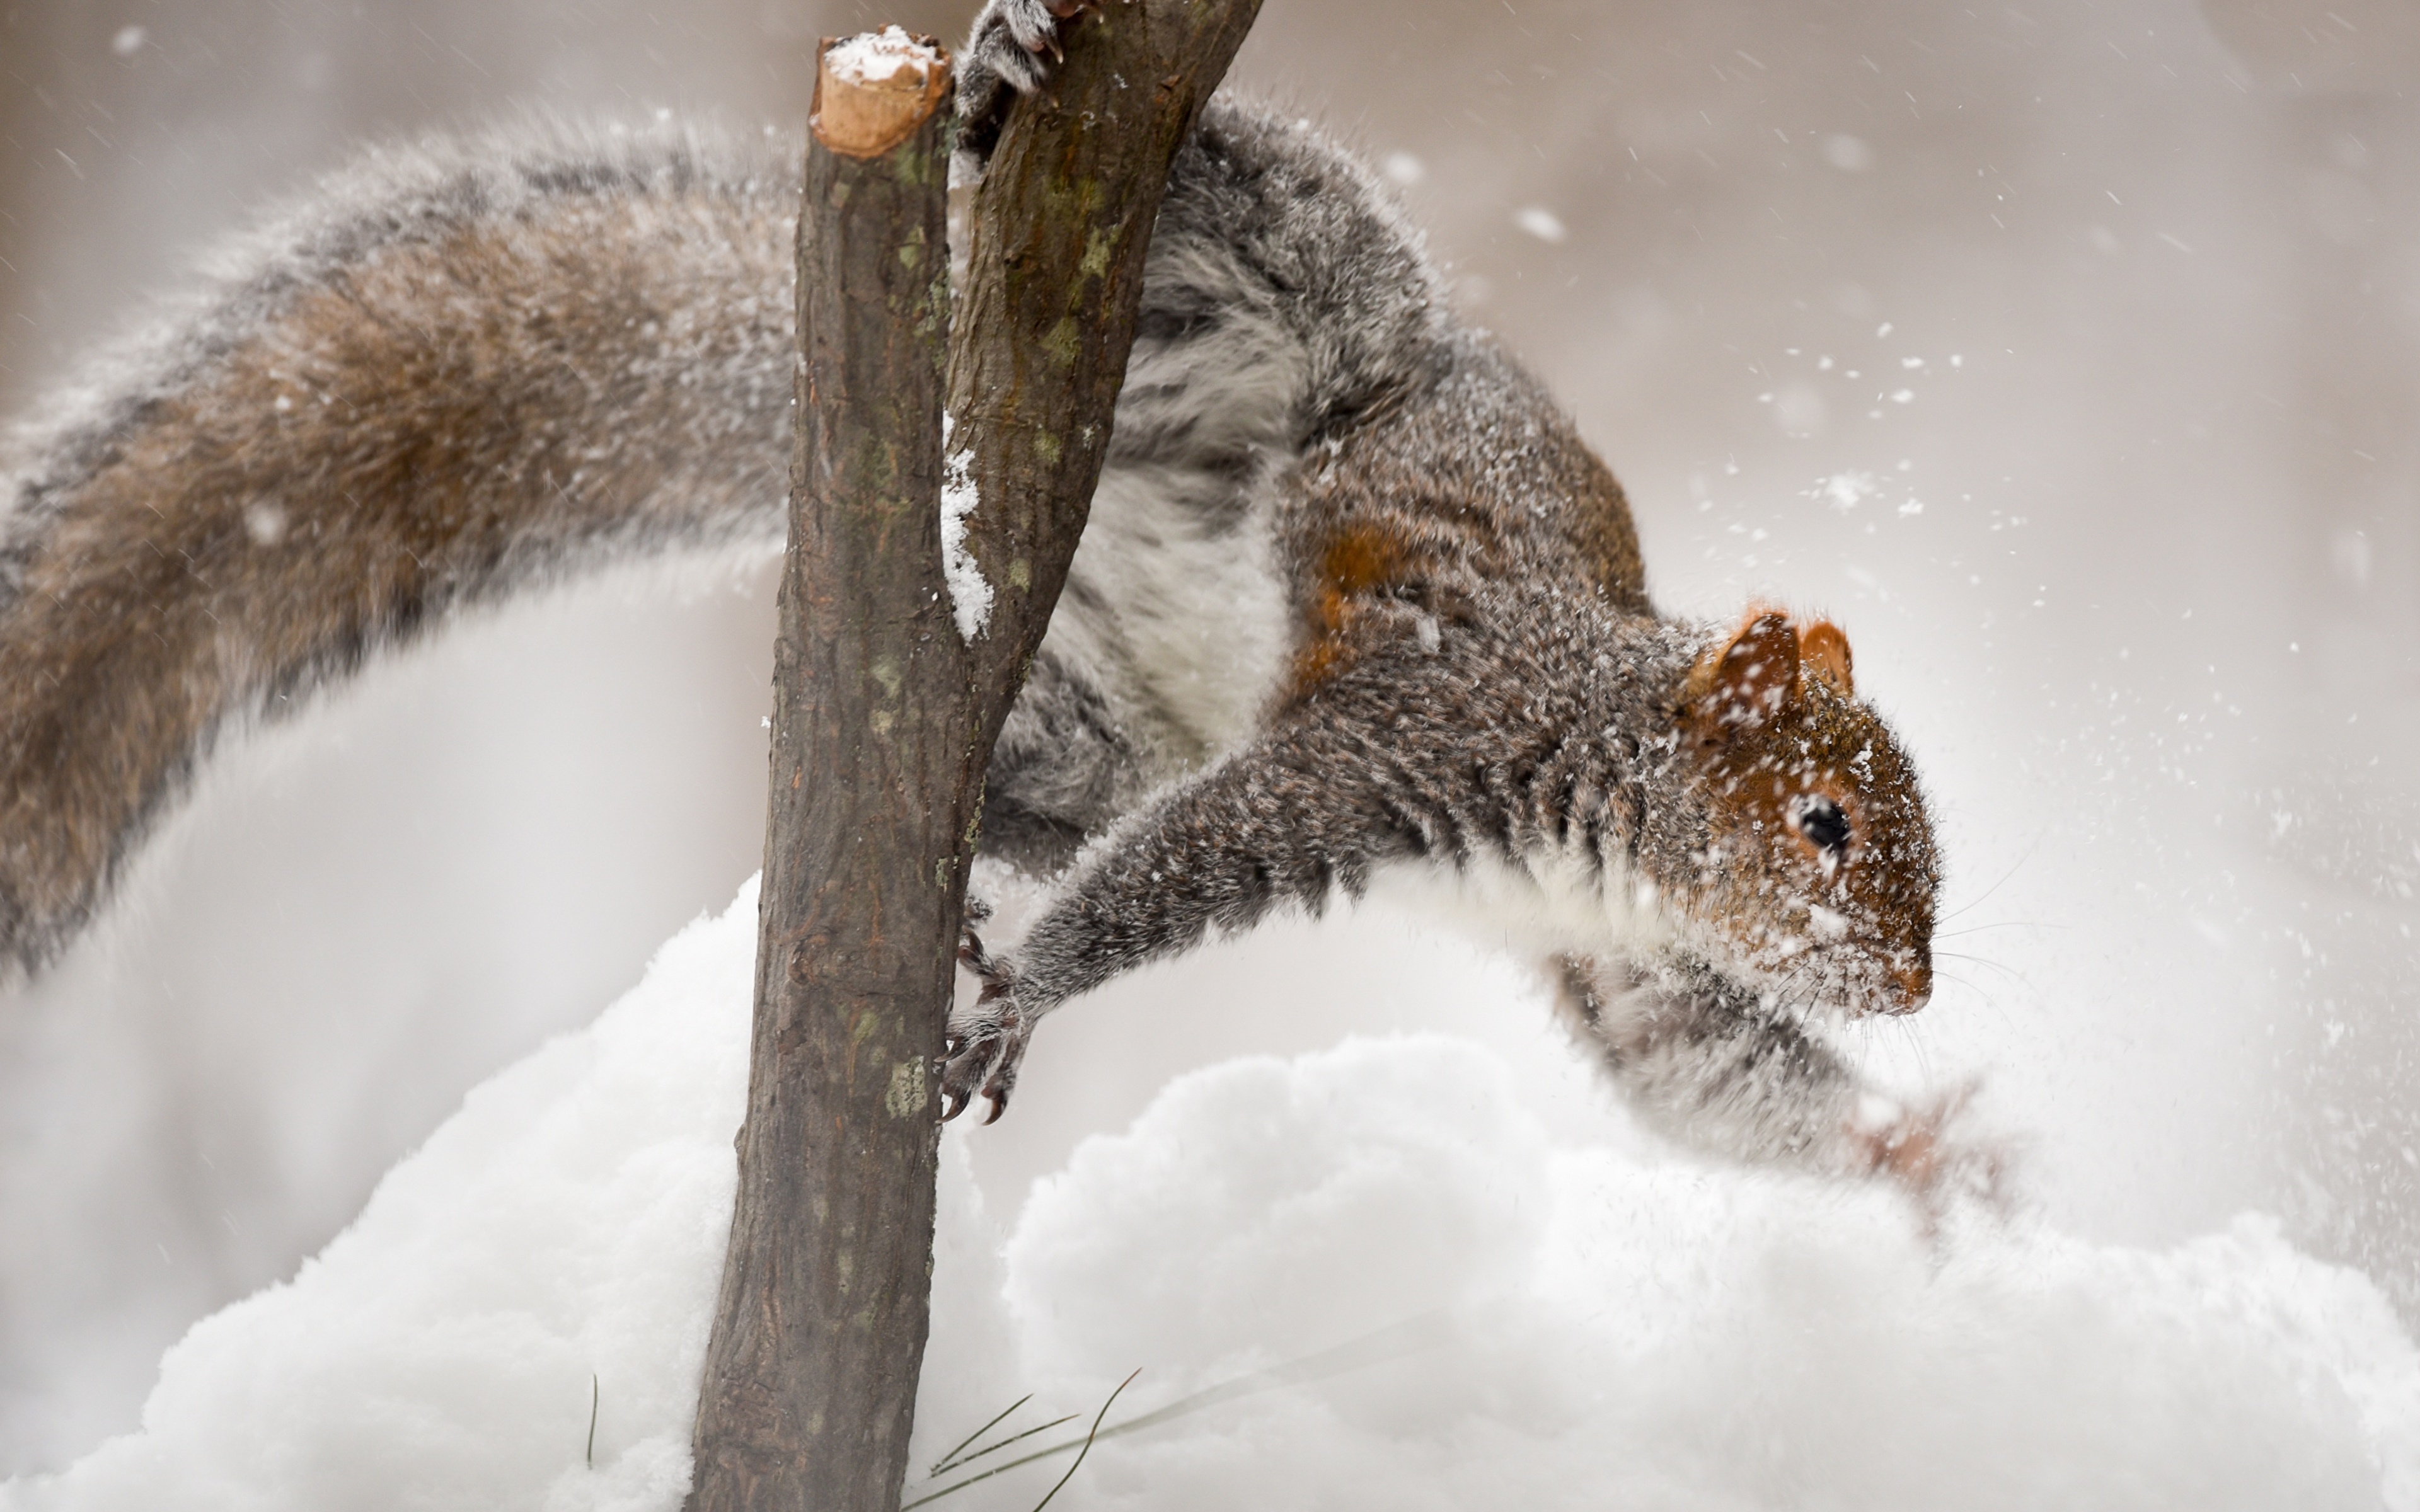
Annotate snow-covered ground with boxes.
[8,881,2412,1512]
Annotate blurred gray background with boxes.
[3,0,2416,1476]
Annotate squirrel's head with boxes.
[1663,608,1939,1017]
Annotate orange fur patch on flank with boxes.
[1286,521,1418,698]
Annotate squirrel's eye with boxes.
[1794,796,1850,852]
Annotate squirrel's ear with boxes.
[1797,619,1855,699]
[1685,610,1802,731]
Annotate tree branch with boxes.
[686,4,1262,1507]
[948,0,1265,709]
[686,32,959,1512]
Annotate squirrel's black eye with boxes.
[1794,796,1850,852]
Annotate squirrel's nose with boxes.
[1887,951,1932,1014]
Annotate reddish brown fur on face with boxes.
[1674,610,1938,1015]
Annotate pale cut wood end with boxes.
[812,28,953,159]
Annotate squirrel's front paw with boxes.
[942,966,1033,1123]
[959,0,1093,156]
[1848,1082,2014,1234]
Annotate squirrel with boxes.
[0,0,1997,1208]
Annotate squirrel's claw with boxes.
[964,0,1069,98]
[995,0,1063,54]
[959,0,1094,161]
[940,994,1031,1125]
[943,935,1031,1123]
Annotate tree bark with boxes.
[948,0,1266,710]
[686,36,960,1512]
[686,4,1261,1508]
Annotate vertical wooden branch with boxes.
[687,33,960,1512]
[688,4,1261,1508]
[948,0,1266,715]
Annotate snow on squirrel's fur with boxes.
[6,881,2414,1512]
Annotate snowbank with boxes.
[9,881,2415,1511]
[0,885,758,1512]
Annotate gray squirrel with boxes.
[0,0,1997,1206]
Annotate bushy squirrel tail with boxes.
[0,117,800,972]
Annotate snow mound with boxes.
[1001,1036,2420,1512]
[9,881,2416,1511]
[1,883,761,1512]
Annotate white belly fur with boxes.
[1037,270,1310,780]
[1367,839,1673,967]
[1057,467,1289,761]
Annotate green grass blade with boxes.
[1027,1369,1138,1512]
[928,1393,1032,1478]
[897,1310,1455,1509]
[931,1413,1080,1478]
